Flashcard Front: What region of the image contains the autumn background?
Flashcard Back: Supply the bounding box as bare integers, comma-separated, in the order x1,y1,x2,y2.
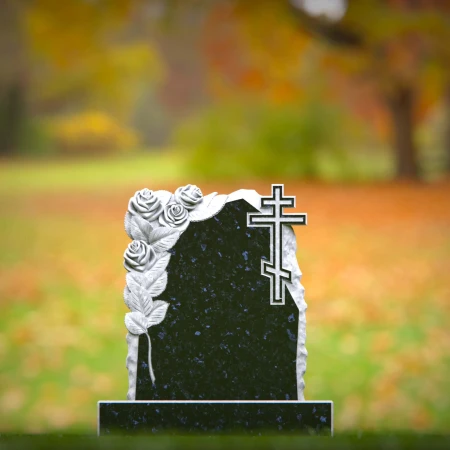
0,0,449,435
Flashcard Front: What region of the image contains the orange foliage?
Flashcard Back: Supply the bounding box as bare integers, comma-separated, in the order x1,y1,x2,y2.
238,68,266,91
202,2,309,104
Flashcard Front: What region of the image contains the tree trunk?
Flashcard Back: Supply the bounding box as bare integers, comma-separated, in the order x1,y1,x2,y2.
0,0,27,157
444,82,450,174
0,81,26,156
385,85,420,180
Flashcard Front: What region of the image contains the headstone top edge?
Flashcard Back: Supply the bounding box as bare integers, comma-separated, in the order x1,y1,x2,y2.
227,189,270,213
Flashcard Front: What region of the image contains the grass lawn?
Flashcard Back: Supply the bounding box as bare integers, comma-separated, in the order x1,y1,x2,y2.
0,152,186,194
0,153,449,434
0,434,449,450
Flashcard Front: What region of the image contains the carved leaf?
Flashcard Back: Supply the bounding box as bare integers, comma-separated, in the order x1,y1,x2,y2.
126,217,146,241
124,212,134,239
126,271,142,294
126,265,168,297
203,192,218,207
124,286,131,307
125,311,148,335
132,215,153,242
149,252,171,276
145,271,168,297
126,254,167,287
154,190,172,206
126,284,153,316
189,194,228,222
147,301,169,327
208,194,228,213
147,227,180,253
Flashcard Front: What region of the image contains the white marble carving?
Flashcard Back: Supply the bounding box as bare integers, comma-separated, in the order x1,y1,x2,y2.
124,186,228,397
124,187,307,402
247,185,307,306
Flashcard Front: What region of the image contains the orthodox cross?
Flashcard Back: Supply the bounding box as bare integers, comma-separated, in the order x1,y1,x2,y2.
247,184,307,305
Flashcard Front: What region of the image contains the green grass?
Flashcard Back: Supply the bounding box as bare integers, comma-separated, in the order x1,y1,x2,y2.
0,434,449,450
0,152,186,194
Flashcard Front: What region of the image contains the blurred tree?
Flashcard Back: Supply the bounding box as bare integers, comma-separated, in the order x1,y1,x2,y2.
26,0,163,120
144,5,210,145
289,0,450,179
0,0,164,156
187,0,450,180
429,9,450,174
202,2,311,105
445,86,450,174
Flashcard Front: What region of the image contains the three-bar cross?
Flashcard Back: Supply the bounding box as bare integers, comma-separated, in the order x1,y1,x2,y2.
247,184,307,305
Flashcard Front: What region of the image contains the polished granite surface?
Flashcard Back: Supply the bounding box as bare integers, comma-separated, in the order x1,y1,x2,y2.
136,200,299,401
98,401,332,436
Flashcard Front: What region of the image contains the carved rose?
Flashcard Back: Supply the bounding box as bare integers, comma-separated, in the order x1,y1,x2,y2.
174,184,203,210
124,240,157,272
128,188,163,221
159,203,190,230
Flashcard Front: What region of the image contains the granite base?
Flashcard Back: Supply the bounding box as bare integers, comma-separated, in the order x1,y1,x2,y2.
98,401,333,436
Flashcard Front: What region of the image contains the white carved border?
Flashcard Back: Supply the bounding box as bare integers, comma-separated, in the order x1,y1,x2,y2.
126,189,307,401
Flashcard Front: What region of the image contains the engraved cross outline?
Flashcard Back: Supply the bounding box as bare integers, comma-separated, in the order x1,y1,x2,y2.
247,184,307,305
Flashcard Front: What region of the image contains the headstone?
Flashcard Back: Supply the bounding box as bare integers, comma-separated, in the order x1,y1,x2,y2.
98,185,333,435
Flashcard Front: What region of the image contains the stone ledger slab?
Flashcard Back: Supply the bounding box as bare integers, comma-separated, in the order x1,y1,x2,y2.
98,401,333,436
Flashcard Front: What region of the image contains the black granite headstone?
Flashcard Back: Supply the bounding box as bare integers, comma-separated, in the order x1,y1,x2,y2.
136,200,298,400
98,186,332,436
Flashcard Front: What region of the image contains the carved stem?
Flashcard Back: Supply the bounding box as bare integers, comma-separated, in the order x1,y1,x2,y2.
145,332,156,384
